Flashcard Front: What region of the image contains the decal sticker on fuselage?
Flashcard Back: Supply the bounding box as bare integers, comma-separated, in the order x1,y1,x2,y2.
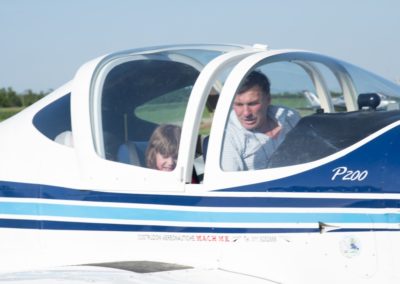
137,233,279,243
332,166,368,181
339,235,361,258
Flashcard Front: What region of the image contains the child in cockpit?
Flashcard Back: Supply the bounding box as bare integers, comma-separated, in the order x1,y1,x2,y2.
145,124,181,172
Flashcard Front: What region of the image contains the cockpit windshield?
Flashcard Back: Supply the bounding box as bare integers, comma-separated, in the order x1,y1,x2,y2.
343,61,400,110
96,46,242,169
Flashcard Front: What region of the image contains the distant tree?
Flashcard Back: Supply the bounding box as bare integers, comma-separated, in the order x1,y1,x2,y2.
20,89,46,106
0,87,48,108
0,87,22,107
0,88,5,106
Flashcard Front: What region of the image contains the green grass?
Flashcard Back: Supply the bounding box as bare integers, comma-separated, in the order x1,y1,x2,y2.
135,102,188,124
135,101,214,135
0,107,23,122
273,96,315,116
134,96,313,135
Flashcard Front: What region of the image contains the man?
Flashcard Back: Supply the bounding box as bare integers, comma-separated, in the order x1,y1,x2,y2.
221,70,300,171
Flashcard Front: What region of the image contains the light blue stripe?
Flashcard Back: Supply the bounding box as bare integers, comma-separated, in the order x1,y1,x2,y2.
0,202,398,223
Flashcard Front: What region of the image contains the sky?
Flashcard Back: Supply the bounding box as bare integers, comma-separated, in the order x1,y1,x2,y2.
1,0,399,93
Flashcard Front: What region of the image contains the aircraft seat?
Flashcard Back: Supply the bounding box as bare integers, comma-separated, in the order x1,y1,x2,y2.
117,141,148,166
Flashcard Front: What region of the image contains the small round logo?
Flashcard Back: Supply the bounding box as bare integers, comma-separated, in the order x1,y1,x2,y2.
340,236,361,258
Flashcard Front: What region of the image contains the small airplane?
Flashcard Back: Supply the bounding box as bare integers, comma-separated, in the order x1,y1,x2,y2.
1,43,400,283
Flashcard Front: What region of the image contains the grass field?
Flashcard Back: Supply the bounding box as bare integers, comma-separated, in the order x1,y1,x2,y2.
0,94,313,128
135,102,188,124
134,95,312,136
0,107,23,122
136,102,213,135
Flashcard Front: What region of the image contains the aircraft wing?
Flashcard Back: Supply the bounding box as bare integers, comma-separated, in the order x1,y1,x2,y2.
0,261,279,284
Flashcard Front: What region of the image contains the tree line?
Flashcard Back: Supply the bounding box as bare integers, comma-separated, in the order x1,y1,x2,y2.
0,87,47,108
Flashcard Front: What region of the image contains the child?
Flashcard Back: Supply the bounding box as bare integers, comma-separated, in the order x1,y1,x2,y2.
146,124,181,171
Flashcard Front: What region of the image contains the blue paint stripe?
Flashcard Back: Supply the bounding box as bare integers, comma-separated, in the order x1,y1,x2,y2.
1,219,398,233
1,202,398,223
0,219,343,233
0,219,40,229
0,180,395,208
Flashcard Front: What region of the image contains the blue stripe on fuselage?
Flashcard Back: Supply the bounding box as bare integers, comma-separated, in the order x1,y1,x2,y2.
0,201,398,223
0,218,321,233
1,219,398,233
0,180,394,208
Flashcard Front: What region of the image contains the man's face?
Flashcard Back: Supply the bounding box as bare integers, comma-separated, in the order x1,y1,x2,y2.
233,85,270,131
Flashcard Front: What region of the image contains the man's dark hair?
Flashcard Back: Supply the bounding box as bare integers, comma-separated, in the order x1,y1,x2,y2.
237,70,270,96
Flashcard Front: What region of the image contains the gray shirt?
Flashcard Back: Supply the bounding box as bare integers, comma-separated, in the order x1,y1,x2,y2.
221,105,300,171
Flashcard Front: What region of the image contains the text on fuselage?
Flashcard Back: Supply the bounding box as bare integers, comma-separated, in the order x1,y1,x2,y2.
331,166,368,181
